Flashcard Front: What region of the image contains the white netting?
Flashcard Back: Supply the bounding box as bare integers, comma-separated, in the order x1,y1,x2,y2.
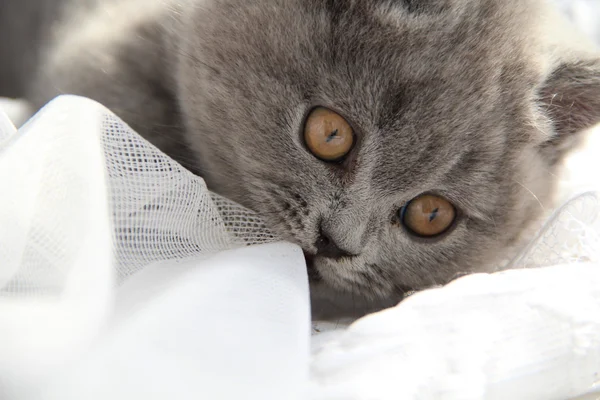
509,191,600,269
100,113,276,283
0,96,277,298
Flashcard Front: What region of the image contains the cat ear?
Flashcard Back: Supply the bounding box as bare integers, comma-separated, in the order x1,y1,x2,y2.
538,58,600,161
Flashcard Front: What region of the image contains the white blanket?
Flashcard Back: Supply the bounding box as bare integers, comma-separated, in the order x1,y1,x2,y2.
1,96,600,400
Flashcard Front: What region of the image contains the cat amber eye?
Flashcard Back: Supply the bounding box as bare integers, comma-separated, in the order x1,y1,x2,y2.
401,194,456,237
304,107,354,161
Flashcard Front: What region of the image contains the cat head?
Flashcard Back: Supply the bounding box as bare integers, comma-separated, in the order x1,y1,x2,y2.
176,0,600,316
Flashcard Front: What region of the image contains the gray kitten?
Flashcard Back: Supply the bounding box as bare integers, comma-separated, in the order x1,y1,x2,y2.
2,0,600,318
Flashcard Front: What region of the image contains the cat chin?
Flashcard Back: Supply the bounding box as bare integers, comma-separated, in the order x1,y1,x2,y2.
302,252,358,291
302,251,323,283
309,281,406,320
303,250,411,319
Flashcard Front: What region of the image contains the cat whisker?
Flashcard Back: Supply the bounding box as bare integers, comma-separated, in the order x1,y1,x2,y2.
513,179,546,212
490,215,498,230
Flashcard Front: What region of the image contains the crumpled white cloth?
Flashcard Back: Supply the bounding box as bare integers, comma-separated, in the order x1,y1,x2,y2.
0,95,309,400
310,261,600,400
1,96,600,400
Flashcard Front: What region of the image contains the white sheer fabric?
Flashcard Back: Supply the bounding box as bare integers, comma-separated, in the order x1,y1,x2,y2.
0,96,599,400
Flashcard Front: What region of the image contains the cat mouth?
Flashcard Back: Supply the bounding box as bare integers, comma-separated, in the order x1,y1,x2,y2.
303,251,323,282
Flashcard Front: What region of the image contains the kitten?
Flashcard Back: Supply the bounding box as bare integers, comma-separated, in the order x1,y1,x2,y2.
2,0,600,318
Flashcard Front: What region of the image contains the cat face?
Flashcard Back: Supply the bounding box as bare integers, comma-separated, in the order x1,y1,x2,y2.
177,0,600,315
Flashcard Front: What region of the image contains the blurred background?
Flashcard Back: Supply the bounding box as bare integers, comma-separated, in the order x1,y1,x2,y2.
554,0,600,44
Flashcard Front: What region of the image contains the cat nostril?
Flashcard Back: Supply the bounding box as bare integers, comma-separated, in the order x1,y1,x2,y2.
315,234,330,250
315,229,353,260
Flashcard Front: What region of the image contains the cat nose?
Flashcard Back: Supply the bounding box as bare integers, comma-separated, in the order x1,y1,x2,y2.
315,228,353,259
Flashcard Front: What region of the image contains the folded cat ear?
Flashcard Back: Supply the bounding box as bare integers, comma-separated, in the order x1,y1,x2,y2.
538,58,600,162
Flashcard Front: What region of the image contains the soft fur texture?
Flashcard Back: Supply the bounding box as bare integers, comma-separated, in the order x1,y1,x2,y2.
2,0,600,317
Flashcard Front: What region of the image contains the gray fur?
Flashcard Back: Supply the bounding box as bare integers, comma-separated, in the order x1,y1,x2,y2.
2,0,600,318
0,0,65,97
